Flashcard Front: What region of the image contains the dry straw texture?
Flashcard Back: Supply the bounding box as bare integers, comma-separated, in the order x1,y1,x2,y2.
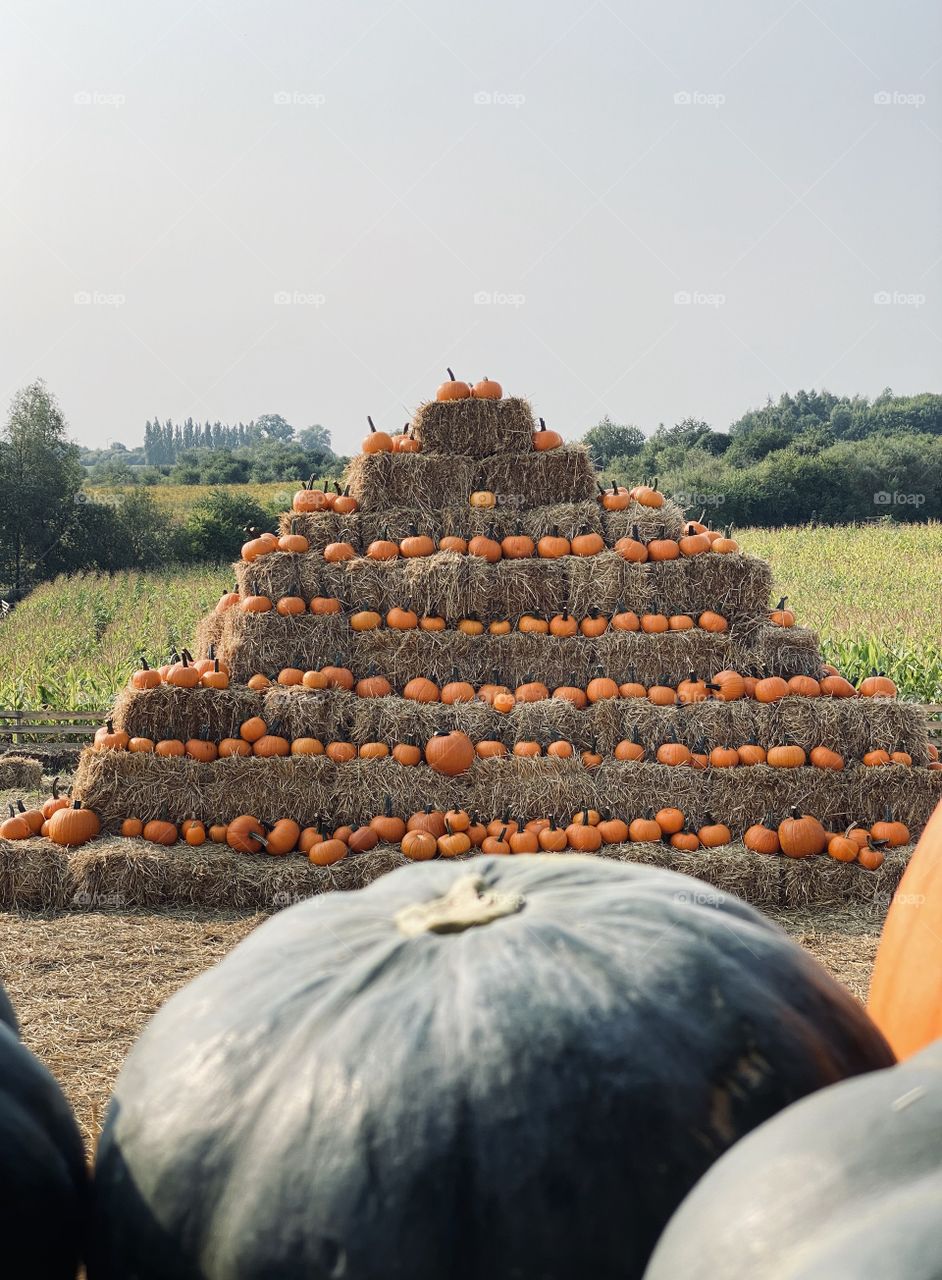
212,612,743,684
0,834,913,914
108,684,933,761
410,396,535,456
233,548,773,626
192,611,225,661
207,618,832,690
73,744,942,832
0,754,43,791
281,497,687,547
347,446,597,514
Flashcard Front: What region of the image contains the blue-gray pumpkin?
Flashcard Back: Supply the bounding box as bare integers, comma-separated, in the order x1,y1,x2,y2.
93,856,892,1279
644,1037,941,1279
0,985,88,1277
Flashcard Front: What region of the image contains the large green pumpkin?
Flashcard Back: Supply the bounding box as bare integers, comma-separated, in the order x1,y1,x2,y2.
0,985,88,1278
644,1038,942,1279
93,856,892,1279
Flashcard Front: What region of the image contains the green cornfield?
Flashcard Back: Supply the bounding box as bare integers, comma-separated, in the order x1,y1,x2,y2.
738,522,942,701
0,524,938,709
85,481,327,518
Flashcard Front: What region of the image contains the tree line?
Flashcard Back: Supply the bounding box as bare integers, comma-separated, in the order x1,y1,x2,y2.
1,380,939,598
583,390,942,526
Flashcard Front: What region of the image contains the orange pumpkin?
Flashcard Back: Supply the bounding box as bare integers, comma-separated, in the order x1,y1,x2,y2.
867,799,942,1057
362,415,393,453
436,369,471,401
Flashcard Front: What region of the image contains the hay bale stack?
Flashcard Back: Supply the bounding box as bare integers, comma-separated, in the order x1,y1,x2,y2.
234,549,773,628
73,745,942,834
347,446,597,513
86,382,939,911
212,610,742,685
0,754,44,791
108,685,900,757
410,396,536,456
93,687,939,764
30,832,908,913
66,836,409,912
111,685,264,742
281,497,686,547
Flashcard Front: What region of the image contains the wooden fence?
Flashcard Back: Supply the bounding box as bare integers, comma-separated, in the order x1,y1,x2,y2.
0,710,106,753
0,705,940,755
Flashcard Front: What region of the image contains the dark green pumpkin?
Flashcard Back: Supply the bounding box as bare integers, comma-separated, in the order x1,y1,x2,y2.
644,1038,941,1279
0,986,88,1278
93,856,892,1279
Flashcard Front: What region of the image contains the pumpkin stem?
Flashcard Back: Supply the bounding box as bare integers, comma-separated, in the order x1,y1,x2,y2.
395,874,524,937
367,415,377,432
446,368,456,381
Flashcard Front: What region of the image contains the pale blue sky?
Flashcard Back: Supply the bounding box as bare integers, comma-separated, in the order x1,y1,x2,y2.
2,0,939,451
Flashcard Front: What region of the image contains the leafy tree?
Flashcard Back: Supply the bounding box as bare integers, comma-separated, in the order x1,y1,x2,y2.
89,457,137,485
582,417,645,468
0,380,84,596
248,441,312,483
184,489,270,562
253,413,295,443
298,424,331,451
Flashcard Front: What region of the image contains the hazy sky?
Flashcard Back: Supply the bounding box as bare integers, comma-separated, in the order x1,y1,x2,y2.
2,0,939,453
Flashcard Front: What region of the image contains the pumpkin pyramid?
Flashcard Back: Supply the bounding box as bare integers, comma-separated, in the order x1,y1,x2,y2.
74,377,942,897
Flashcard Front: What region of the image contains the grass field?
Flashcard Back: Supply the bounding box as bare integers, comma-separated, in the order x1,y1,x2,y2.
87,480,327,517
0,523,939,709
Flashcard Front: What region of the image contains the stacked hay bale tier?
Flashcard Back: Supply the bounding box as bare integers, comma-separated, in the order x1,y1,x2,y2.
70,385,941,904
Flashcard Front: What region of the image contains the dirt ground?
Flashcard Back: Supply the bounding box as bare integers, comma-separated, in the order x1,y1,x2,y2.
0,900,886,1150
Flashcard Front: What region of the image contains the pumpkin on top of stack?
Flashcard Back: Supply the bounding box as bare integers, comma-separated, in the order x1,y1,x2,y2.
65,366,942,905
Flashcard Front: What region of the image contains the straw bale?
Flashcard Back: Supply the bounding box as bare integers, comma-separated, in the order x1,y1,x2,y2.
0,755,43,791
0,836,71,909
72,744,942,839
410,396,535,456
475,445,597,505
347,452,476,517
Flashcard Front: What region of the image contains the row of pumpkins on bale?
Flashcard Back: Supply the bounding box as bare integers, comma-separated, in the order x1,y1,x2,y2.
4,801,941,1278
130,650,904,707
85,707,932,774
253,513,734,560
0,778,908,872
